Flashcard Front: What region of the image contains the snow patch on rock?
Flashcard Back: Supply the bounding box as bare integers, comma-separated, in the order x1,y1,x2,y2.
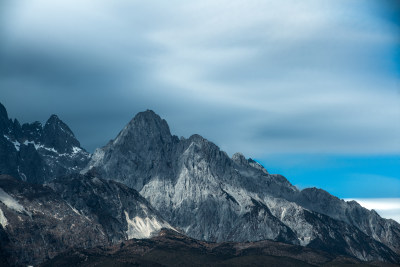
0,188,27,214
124,210,167,239
3,135,21,151
0,208,8,227
72,146,82,154
66,202,81,216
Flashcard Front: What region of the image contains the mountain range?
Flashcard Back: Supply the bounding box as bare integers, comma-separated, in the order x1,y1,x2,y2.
0,102,399,266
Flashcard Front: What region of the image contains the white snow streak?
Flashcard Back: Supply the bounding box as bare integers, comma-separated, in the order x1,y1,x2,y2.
72,146,82,154
0,208,8,227
124,210,165,239
0,188,26,213
3,135,85,158
66,202,81,216
3,135,20,151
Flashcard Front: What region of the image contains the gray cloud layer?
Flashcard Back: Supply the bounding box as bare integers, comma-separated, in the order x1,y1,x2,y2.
1,0,399,156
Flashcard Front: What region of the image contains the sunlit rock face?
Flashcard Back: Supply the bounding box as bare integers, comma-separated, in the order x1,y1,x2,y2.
0,103,90,184
84,110,400,263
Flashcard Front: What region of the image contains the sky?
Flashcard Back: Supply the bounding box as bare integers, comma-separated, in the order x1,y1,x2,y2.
0,0,399,219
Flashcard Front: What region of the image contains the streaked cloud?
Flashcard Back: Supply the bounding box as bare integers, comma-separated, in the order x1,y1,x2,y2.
0,0,399,158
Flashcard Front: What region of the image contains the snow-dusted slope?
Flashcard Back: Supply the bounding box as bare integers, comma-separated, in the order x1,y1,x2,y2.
84,110,400,263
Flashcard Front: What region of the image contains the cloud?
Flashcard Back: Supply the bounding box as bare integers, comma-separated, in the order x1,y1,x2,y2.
0,0,399,157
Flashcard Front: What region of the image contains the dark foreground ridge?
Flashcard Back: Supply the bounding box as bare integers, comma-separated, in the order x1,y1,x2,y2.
41,228,391,267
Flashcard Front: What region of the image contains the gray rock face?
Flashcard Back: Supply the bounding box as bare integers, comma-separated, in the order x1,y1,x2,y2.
0,173,172,266
293,187,400,255
84,110,179,190
0,102,90,183
84,110,400,263
42,114,81,154
85,112,298,244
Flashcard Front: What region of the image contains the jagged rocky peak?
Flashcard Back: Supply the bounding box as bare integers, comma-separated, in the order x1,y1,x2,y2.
182,134,232,170
0,103,90,184
42,114,81,153
113,109,173,147
232,152,269,174
232,152,247,165
10,119,22,138
4,111,84,155
188,133,229,151
188,133,205,142
248,158,269,174
0,102,7,118
0,102,9,131
21,121,43,143
186,134,217,151
300,187,338,200
84,110,181,190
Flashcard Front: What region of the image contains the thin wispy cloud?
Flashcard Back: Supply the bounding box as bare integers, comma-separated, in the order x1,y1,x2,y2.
1,0,398,156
